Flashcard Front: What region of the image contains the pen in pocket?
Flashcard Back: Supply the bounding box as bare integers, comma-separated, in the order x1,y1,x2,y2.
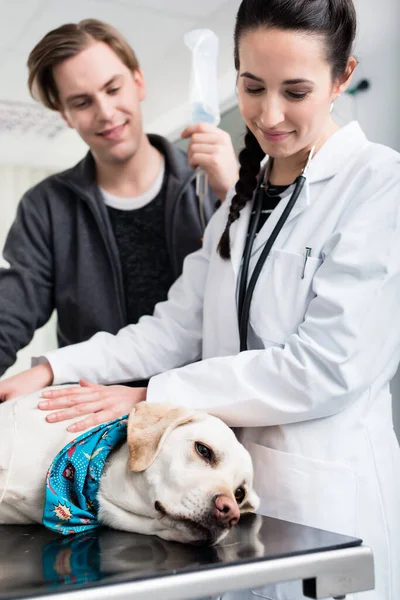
301,247,312,279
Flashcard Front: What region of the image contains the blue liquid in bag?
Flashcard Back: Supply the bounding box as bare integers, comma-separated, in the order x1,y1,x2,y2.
192,102,216,124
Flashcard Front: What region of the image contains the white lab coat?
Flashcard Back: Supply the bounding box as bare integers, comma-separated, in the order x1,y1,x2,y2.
44,122,400,599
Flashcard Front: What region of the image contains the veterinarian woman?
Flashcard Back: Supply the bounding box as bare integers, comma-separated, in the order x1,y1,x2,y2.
2,0,400,597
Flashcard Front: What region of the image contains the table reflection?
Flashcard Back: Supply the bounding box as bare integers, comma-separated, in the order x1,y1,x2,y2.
0,513,264,596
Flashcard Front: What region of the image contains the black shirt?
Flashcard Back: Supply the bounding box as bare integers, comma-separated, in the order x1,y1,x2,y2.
106,170,175,326
252,182,291,235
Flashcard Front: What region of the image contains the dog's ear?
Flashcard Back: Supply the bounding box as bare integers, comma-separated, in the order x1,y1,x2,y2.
127,402,201,472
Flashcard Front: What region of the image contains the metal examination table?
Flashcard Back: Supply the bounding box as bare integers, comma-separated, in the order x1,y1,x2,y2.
0,514,374,600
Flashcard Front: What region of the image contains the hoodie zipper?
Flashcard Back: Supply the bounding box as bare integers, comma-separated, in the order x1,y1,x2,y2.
168,172,198,278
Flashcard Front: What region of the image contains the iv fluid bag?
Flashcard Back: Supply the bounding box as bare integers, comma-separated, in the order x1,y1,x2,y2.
184,29,220,126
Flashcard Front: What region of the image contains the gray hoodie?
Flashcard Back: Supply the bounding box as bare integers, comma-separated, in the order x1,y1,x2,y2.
0,134,217,375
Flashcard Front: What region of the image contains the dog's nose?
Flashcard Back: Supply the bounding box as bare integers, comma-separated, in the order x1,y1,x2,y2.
214,494,240,528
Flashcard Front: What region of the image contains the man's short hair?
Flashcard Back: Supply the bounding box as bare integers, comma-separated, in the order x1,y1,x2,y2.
27,19,140,111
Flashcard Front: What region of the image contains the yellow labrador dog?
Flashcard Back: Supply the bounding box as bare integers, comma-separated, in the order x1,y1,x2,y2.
0,388,259,545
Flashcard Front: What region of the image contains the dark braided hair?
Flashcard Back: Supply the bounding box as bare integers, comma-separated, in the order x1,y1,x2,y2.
218,128,265,259
217,0,357,259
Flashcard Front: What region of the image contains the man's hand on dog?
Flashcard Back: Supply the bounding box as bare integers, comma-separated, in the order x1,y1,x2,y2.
39,380,146,433
0,363,53,402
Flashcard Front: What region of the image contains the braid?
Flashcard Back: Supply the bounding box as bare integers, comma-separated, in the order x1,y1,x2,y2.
218,128,265,259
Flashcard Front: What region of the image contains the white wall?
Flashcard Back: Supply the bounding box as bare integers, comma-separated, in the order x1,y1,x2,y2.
352,0,400,440
333,0,400,152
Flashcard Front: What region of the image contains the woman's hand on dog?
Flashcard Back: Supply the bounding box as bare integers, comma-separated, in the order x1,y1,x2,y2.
38,380,146,433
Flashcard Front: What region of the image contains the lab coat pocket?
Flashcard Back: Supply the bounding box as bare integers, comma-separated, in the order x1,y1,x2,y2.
246,442,358,537
249,249,322,345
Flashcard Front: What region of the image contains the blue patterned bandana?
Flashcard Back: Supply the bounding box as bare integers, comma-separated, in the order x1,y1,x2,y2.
43,416,128,535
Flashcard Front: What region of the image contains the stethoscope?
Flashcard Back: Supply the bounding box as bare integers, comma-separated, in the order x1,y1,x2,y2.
237,146,315,351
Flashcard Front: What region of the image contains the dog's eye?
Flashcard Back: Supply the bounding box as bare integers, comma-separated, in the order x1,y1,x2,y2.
235,487,246,504
195,442,213,462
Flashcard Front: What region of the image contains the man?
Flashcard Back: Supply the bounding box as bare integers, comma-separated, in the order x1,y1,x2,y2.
0,19,238,377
